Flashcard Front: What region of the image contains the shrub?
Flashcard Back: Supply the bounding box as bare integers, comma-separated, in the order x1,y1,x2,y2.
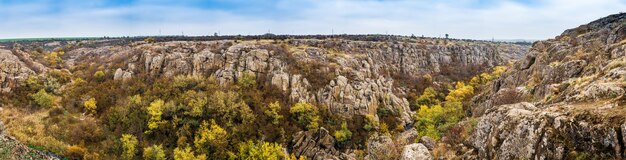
237,140,284,160
333,121,353,143
415,87,441,108
363,114,378,131
83,98,97,114
173,146,206,160
94,71,105,80
264,101,283,125
193,120,228,158
120,134,138,159
289,102,320,130
147,99,165,131
31,89,55,108
237,72,257,88
143,145,166,160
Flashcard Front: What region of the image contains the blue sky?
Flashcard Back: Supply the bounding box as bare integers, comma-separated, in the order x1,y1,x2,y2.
0,0,624,39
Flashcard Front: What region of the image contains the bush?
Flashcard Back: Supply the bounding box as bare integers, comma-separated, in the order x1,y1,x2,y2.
237,72,257,89
333,121,353,143
173,146,206,160
83,98,97,114
147,99,165,131
264,101,283,125
414,87,441,108
237,140,284,160
31,89,55,108
120,134,138,159
289,102,320,130
143,145,166,160
193,120,228,158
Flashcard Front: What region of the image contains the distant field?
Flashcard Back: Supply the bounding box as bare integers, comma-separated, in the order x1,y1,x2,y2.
0,37,100,42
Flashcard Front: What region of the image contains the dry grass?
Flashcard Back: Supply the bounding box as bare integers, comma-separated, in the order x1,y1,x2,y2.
0,107,69,155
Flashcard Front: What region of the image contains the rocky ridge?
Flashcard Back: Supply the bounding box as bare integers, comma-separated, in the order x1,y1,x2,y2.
469,13,626,159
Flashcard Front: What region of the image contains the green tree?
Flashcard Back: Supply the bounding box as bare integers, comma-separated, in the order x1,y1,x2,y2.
415,87,441,107
31,89,55,108
333,121,353,143
289,102,320,130
237,140,284,160
143,144,166,160
264,101,283,125
413,105,444,140
121,134,138,159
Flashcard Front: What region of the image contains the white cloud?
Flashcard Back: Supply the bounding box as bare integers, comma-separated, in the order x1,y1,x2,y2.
0,0,624,39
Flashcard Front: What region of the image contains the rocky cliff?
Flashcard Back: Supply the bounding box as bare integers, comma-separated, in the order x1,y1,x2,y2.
57,38,526,126
469,13,626,159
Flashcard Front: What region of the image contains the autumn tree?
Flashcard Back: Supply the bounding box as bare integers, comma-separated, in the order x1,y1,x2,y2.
264,101,283,125
207,91,255,127
147,99,165,131
143,144,166,160
31,89,55,108
193,120,228,158
121,134,138,159
289,102,320,130
237,140,284,160
415,87,441,108
173,146,207,160
83,98,97,114
94,71,105,80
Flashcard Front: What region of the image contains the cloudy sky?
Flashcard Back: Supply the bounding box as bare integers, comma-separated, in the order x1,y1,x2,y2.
0,0,624,40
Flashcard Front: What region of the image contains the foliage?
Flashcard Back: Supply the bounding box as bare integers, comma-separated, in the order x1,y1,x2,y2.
121,134,138,159
143,145,166,160
30,89,55,108
173,146,206,160
193,120,228,158
333,121,353,143
147,99,165,131
415,87,441,108
264,101,283,125
83,98,97,114
94,71,105,80
237,140,284,160
445,82,474,102
237,72,257,88
144,37,156,43
413,105,444,140
289,102,320,130
363,114,378,131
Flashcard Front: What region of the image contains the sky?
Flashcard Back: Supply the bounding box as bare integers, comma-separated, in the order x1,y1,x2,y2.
0,0,624,40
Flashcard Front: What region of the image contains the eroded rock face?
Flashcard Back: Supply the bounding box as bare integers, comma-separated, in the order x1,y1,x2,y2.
469,13,626,159
291,128,354,160
0,49,35,93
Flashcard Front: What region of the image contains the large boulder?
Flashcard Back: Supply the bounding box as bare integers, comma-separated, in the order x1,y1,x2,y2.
400,143,432,160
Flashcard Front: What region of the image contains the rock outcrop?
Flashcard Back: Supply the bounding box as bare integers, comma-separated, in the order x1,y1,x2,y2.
400,143,432,160
0,49,34,93
469,13,626,159
291,128,354,160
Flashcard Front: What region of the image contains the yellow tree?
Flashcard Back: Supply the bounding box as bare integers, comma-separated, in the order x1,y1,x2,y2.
147,99,165,130
289,102,320,130
264,101,283,125
83,98,97,114
143,144,166,160
237,140,284,160
193,120,228,158
121,134,138,159
173,146,207,160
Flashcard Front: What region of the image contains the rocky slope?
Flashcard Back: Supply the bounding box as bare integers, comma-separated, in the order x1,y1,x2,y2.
61,38,526,125
0,120,59,160
469,13,626,159
0,37,528,159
